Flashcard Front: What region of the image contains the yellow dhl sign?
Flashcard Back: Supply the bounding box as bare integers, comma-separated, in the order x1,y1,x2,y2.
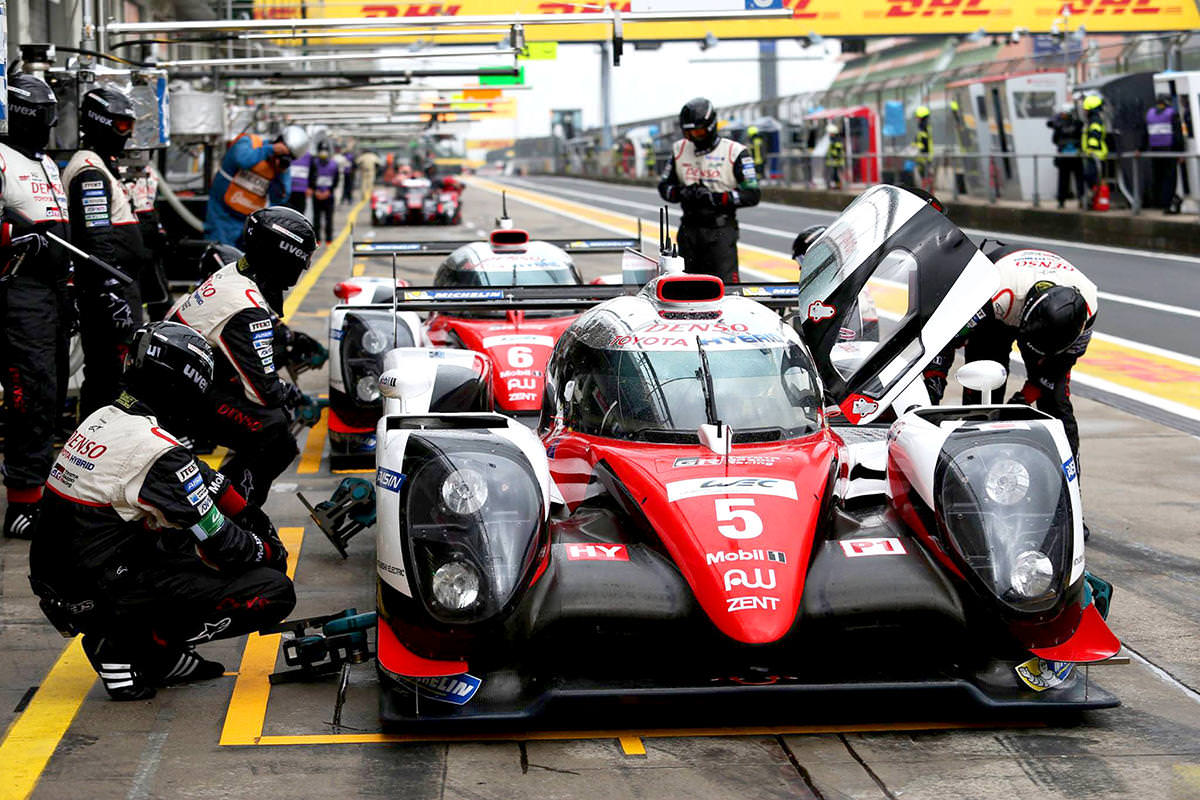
252,0,1200,40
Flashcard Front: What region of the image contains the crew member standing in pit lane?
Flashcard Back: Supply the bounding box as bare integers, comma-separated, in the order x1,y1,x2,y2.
923,244,1098,467
285,150,312,216
309,143,338,245
123,160,172,320
204,125,308,247
658,97,760,284
0,73,72,540
29,322,295,701
63,86,150,416
168,206,318,506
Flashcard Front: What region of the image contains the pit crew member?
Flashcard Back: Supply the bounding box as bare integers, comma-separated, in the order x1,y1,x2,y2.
168,206,318,505
923,244,1098,462
63,86,148,416
657,97,760,284
0,73,71,539
29,322,295,701
204,125,308,246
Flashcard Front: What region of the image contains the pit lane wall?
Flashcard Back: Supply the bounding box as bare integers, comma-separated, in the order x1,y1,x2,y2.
544,172,1200,257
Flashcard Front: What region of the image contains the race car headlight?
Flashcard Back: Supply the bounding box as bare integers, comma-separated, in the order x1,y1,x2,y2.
431,560,481,611
339,311,413,407
402,432,544,624
441,468,488,515
935,434,1073,614
356,374,381,402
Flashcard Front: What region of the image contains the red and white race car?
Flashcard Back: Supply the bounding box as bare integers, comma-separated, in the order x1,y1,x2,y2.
311,185,1121,723
325,220,639,468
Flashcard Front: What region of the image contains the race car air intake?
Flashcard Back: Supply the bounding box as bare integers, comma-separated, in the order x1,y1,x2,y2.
656,274,725,303
490,229,529,250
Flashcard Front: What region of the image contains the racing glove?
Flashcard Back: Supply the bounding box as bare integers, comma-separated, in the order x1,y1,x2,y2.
679,183,716,213
0,231,48,283
1008,383,1043,406
285,329,329,372
233,505,289,573
282,382,322,427
98,279,135,337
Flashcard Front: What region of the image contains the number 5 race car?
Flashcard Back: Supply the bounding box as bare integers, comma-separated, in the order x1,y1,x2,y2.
315,185,1120,723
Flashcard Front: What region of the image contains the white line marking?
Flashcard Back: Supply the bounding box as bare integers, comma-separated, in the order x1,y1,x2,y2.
1125,646,1200,706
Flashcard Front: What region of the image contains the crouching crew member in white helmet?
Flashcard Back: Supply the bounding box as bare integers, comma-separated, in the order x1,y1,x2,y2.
29,322,295,701
168,206,319,506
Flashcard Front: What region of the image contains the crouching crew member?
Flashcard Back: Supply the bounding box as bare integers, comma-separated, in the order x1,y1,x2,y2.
63,86,149,416
30,322,295,700
0,73,71,540
658,97,760,283
924,244,1098,463
168,206,318,506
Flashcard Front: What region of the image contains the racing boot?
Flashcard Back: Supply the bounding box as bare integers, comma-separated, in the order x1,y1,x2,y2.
4,501,40,540
147,646,225,687
81,634,156,701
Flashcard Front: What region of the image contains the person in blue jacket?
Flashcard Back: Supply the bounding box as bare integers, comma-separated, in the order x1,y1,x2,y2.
204,125,308,246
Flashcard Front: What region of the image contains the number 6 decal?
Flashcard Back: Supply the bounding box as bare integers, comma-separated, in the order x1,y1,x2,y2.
508,346,534,368
715,498,762,539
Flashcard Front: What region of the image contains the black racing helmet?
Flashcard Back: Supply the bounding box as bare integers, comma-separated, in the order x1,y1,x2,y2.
1018,284,1088,357
791,225,827,262
679,97,718,152
80,85,136,155
6,74,58,154
199,241,244,279
242,205,317,292
123,322,215,421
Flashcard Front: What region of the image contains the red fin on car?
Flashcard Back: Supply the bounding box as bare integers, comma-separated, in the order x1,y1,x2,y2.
1030,604,1120,663
377,617,468,678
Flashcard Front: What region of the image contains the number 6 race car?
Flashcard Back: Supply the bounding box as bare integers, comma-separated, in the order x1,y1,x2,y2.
314,185,1121,723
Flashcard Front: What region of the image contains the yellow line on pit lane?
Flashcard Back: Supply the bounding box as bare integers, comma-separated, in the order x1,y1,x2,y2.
469,176,1200,416
297,408,329,475
283,197,368,324
219,526,305,746
0,639,95,800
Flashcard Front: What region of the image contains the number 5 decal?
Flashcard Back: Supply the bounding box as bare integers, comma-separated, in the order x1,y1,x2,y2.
715,498,762,539
508,346,534,368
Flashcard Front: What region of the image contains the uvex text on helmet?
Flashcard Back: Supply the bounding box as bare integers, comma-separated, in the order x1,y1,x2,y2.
679,97,718,151
123,322,215,408
243,206,316,290
1019,284,1088,357
80,86,136,154
7,74,58,153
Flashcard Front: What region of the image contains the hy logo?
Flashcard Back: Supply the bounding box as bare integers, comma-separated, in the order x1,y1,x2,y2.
807,300,836,322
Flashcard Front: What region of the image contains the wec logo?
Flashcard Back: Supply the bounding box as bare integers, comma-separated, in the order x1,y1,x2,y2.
807,300,836,322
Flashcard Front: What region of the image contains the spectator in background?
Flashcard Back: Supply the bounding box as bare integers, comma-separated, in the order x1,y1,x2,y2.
285,150,312,215
913,105,934,192
1048,102,1084,209
825,123,845,190
1144,94,1184,214
356,150,380,200
308,144,338,245
1081,94,1108,202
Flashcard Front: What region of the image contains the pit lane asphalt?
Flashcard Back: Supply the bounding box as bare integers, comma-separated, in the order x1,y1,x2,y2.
1,190,1198,800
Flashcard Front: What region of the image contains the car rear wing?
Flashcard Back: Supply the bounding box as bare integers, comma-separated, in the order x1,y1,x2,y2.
351,237,641,259
342,282,801,313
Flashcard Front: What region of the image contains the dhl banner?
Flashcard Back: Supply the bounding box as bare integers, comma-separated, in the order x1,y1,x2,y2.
252,0,1200,41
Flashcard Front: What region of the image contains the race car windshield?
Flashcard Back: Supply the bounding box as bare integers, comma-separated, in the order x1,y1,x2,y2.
561,339,821,442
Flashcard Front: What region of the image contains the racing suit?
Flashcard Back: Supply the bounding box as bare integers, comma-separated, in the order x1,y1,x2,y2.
168,265,301,505
0,141,71,505
29,392,294,683
923,244,1098,459
64,150,148,416
658,137,760,283
204,134,291,246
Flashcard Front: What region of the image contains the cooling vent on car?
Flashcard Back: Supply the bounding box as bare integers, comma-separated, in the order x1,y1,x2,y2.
489,229,530,249
656,275,725,303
